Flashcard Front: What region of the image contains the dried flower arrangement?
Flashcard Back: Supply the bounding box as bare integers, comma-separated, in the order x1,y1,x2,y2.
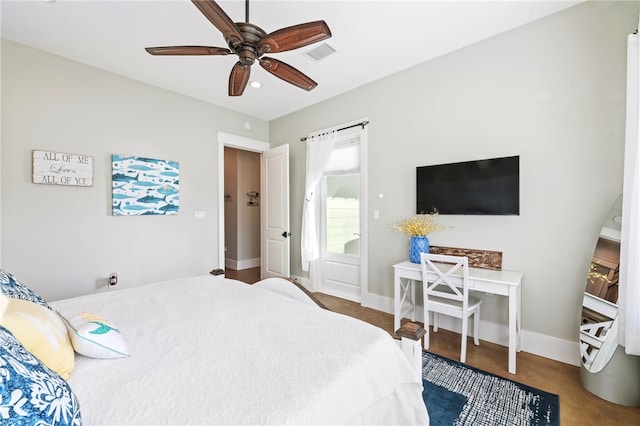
587,262,610,284
391,212,446,237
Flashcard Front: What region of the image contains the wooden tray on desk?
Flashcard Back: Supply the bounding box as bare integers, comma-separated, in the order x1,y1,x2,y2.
429,246,502,271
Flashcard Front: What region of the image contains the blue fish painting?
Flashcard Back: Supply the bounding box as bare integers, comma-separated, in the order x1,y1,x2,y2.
158,203,180,213
137,194,166,204
157,185,178,196
127,164,156,171
112,172,139,183
122,203,149,211
130,180,159,188
112,154,180,216
112,193,134,200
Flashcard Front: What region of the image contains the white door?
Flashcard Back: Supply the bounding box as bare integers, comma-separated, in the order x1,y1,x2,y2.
320,172,361,301
317,126,367,302
261,144,290,278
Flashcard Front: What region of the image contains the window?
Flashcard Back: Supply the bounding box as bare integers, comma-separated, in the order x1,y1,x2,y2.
326,174,359,255
323,136,360,256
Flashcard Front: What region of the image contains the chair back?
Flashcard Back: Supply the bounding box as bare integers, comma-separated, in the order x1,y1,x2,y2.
420,253,470,308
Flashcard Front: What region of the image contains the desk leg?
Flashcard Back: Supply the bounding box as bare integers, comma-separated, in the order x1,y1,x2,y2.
394,269,401,332
410,279,416,322
516,283,522,352
508,286,518,374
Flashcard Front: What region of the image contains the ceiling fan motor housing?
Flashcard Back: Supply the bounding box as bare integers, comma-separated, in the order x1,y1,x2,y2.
226,22,268,65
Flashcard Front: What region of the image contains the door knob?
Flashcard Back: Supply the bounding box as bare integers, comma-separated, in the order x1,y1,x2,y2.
282,231,291,238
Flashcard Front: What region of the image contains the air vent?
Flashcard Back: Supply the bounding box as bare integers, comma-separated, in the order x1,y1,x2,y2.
304,43,336,62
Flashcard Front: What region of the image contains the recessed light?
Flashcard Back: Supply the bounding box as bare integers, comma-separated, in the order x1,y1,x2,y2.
250,81,262,89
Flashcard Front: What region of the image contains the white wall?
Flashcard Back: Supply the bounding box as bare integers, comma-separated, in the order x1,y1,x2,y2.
1,40,268,300
270,1,639,350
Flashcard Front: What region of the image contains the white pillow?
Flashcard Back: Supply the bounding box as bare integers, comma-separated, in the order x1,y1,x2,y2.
59,311,129,359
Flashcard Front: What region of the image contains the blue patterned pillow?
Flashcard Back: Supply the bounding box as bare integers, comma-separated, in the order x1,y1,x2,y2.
0,270,51,310
0,325,82,425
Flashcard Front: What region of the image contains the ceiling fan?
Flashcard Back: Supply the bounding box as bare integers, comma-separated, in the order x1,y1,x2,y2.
145,0,332,96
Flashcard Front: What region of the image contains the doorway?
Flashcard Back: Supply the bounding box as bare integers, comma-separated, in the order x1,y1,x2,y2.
319,172,361,300
314,122,368,303
217,131,290,281
223,147,261,274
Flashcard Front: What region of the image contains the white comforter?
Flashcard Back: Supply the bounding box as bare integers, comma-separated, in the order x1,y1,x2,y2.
51,276,428,425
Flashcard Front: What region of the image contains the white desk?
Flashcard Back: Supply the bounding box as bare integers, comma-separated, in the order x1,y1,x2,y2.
393,260,523,374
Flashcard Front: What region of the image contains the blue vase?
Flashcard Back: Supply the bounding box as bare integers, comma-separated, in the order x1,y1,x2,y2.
409,236,430,263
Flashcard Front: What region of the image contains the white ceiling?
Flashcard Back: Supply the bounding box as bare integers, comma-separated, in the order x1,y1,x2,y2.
1,0,582,121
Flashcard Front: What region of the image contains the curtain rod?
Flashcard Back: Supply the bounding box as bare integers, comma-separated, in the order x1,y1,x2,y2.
300,120,369,142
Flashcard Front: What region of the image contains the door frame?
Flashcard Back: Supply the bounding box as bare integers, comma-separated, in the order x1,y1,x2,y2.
217,131,270,271
304,119,369,302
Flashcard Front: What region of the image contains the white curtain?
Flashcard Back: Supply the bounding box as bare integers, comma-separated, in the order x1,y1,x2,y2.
301,132,337,275
619,26,640,355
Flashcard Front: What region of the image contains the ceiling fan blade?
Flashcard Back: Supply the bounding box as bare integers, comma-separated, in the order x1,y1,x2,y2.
191,0,244,46
259,57,317,91
259,21,331,54
145,46,231,56
229,61,251,96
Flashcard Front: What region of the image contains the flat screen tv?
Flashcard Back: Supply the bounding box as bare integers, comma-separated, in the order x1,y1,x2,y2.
416,155,519,215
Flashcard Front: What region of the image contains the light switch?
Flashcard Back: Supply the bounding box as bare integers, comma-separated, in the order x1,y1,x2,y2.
194,211,206,220
373,209,380,219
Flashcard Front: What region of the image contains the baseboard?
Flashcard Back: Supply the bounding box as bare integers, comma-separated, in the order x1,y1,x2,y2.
289,282,580,367
361,291,580,367
522,329,580,366
225,258,260,270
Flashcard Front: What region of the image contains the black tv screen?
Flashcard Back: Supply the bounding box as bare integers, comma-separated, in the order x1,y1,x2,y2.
416,155,519,215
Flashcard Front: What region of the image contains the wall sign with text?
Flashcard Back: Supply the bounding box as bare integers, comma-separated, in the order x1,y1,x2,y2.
32,150,93,187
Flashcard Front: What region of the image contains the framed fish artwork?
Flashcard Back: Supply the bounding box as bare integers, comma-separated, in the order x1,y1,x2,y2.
111,155,179,216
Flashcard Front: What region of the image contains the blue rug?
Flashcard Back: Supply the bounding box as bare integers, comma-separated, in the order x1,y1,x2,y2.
422,351,560,426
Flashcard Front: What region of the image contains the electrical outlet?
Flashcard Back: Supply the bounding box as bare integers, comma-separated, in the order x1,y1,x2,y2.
108,273,118,287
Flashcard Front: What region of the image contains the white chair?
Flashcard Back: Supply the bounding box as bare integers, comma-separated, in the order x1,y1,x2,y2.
420,252,482,363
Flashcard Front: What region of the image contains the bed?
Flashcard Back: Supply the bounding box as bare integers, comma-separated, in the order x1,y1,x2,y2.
0,271,429,425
